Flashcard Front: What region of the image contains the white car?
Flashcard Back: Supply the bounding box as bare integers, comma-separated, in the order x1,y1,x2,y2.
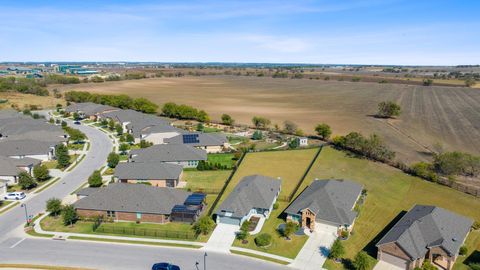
4,192,26,200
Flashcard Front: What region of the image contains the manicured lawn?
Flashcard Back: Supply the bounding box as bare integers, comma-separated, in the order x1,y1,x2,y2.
184,170,231,192
119,154,128,161
42,160,58,169
303,147,480,270
216,148,318,209
103,167,114,175
202,127,222,133
68,143,84,151
232,201,308,259
207,153,235,168
453,230,480,270
228,135,249,145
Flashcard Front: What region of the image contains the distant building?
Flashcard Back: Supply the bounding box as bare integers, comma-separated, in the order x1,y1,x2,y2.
298,137,308,146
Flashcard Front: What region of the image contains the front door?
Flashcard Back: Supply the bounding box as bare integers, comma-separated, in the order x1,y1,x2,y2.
306,217,312,229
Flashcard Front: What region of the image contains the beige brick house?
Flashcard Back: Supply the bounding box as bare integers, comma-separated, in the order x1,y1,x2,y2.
114,162,183,188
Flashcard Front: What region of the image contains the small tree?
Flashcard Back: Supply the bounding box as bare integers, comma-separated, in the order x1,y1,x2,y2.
237,220,251,240
115,124,123,135
62,204,78,226
72,112,81,121
46,198,62,216
139,140,152,148
68,128,86,143
252,130,263,140
88,170,103,187
108,119,115,131
252,116,271,129
459,245,468,256
56,144,70,169
283,221,298,239
100,118,108,127
283,120,298,134
107,152,120,168
193,216,215,235
221,114,235,126
423,79,433,86
196,122,204,132
465,78,476,87
353,251,370,270
254,233,272,247
377,101,401,118
288,138,299,149
18,172,37,190
315,123,332,140
125,133,135,144
329,239,345,259
119,143,130,154
33,164,50,182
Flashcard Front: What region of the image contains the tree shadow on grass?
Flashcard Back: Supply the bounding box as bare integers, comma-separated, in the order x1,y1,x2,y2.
465,250,480,266
362,210,407,258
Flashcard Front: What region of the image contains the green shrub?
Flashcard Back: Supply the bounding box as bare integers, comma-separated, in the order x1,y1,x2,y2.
459,245,468,256
254,233,272,247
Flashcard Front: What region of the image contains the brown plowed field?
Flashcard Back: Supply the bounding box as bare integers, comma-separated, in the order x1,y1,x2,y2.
54,76,480,164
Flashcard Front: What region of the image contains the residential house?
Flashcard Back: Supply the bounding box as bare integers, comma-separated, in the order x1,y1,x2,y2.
376,205,473,270
0,140,57,161
298,137,308,147
74,183,202,223
165,132,229,153
0,156,40,185
114,162,183,187
65,102,117,121
129,144,207,168
284,179,363,232
139,124,185,145
216,175,281,226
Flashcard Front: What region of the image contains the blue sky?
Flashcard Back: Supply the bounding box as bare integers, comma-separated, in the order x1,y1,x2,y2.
0,0,479,65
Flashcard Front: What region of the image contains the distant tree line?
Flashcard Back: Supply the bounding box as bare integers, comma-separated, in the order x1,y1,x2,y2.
332,132,396,162
64,91,158,114
0,77,49,96
161,102,210,122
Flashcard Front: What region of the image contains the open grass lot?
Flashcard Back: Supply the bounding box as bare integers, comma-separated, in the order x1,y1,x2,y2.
183,170,231,192
0,92,65,110
303,147,480,270
55,76,480,164
207,153,235,168
232,201,308,259
216,148,318,208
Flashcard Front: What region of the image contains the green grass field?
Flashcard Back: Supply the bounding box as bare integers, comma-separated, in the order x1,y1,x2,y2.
232,201,308,259
303,147,480,270
207,153,235,168
183,170,231,192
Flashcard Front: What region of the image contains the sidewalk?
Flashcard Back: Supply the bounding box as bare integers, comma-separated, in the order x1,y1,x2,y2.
230,246,294,264
31,213,203,248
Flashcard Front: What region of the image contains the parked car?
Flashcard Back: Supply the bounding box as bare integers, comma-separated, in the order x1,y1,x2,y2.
74,121,81,125
151,263,180,270
4,192,26,200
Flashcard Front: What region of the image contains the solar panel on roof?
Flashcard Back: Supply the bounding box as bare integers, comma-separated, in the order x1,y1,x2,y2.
182,134,199,144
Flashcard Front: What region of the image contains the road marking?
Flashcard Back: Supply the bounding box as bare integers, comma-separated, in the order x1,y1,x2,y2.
10,238,26,248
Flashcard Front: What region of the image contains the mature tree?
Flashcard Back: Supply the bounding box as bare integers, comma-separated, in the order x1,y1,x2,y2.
33,164,50,182
88,170,103,187
132,98,158,114
108,119,115,131
55,144,70,169
62,204,78,226
288,138,299,149
221,114,235,126
328,239,345,259
377,101,401,118
115,123,123,135
72,112,81,121
18,171,37,189
283,120,298,134
139,140,152,149
125,133,135,144
283,221,298,239
315,123,332,140
465,78,476,87
423,79,433,86
193,216,215,235
68,128,86,143
353,251,371,270
119,143,130,154
107,152,120,168
46,198,62,216
252,116,271,129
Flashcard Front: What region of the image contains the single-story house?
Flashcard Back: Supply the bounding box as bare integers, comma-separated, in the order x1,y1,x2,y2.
216,175,281,226
284,179,363,232
165,132,229,153
0,139,57,161
74,183,202,223
139,124,185,145
0,116,67,144
129,144,207,168
376,205,473,270
0,156,41,185
99,109,170,136
114,162,183,188
75,187,101,200
65,102,117,120
298,137,308,146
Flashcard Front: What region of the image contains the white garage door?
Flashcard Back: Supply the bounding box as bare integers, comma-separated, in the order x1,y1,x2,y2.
381,252,409,270
218,216,241,226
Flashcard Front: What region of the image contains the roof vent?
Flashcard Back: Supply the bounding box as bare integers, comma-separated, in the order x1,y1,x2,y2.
452,237,457,242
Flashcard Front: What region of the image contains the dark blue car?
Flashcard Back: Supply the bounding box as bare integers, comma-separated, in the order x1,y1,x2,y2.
151,263,180,270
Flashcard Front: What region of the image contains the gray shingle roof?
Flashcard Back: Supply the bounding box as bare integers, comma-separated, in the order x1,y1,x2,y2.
100,109,171,138
217,175,281,219
74,183,191,215
0,117,66,143
114,162,183,180
376,205,473,259
130,144,207,163
75,187,102,197
65,102,117,116
0,140,55,156
165,132,228,147
284,179,363,226
0,156,22,176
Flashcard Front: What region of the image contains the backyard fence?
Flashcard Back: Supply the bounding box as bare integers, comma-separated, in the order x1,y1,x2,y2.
189,188,222,194
94,225,198,240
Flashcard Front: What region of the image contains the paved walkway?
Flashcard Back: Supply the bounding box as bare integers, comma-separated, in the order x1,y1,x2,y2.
291,223,337,270
230,246,294,263
373,260,404,270
203,223,239,253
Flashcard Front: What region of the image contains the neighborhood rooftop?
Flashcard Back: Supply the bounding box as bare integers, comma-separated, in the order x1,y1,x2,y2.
65,102,117,116
74,183,191,215
165,132,228,146
284,179,363,226
217,175,282,219
376,204,473,259
0,139,57,156
130,144,207,163
114,162,183,180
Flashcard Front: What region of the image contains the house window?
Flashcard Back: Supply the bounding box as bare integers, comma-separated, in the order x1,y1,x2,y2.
107,211,116,218
136,213,142,219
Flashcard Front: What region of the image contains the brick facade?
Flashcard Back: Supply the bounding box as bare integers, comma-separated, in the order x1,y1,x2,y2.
76,208,167,223
378,243,456,270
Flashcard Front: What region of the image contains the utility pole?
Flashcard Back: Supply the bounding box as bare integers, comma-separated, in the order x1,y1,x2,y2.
204,252,207,270
21,203,28,224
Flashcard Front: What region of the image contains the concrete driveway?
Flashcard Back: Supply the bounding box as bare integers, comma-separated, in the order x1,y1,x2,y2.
204,223,239,253
373,260,405,270
291,223,338,270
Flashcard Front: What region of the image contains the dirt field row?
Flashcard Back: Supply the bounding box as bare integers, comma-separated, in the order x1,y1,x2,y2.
53,76,480,164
